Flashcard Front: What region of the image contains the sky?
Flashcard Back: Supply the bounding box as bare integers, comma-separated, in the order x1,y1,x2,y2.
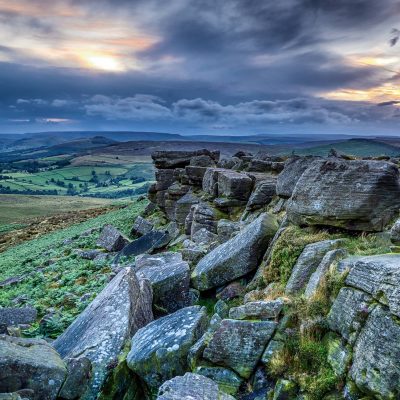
0,0,400,136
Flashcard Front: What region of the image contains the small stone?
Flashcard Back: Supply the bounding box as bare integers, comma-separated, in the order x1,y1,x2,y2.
229,299,284,320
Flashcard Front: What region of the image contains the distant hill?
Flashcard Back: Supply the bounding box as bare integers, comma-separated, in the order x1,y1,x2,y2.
295,138,400,157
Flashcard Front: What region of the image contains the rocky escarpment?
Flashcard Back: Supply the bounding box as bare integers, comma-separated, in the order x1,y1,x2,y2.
1,149,400,400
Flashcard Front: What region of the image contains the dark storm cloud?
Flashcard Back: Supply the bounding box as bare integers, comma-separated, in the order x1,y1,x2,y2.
1,0,399,133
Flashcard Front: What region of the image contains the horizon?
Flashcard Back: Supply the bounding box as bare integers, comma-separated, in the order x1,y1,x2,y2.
0,1,400,135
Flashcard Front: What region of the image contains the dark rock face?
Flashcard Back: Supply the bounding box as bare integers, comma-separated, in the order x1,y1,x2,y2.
127,306,208,394
345,254,400,318
202,168,225,197
156,373,235,400
350,306,400,399
217,170,254,201
0,306,37,326
175,193,199,226
152,150,219,169
286,159,400,231
135,252,192,313
390,218,400,244
131,216,153,238
203,319,276,378
246,178,277,211
96,225,128,252
285,239,344,295
276,156,320,198
58,357,91,400
0,335,67,400
185,166,208,186
119,230,171,258
191,213,278,291
190,203,219,236
54,268,153,400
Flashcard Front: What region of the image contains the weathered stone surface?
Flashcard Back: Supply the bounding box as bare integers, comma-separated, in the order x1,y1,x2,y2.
127,306,208,393
191,228,218,247
155,169,176,190
214,300,229,319
390,218,400,244
229,299,284,320
175,193,199,226
217,219,241,243
285,239,344,295
58,357,91,400
185,166,207,186
74,249,104,260
276,156,320,198
327,334,352,377
54,268,153,400
192,213,278,291
0,306,37,326
217,170,254,201
261,340,284,366
286,159,400,231
202,168,225,197
156,373,235,400
203,319,276,378
152,150,219,169
188,313,222,370
131,216,153,238
272,379,298,400
328,287,372,345
246,178,277,211
194,366,243,396
350,306,400,399
217,281,246,301
135,252,191,313
0,335,67,400
119,230,171,259
190,154,216,167
190,203,219,236
164,183,190,220
345,254,400,317
97,225,128,252
304,248,348,298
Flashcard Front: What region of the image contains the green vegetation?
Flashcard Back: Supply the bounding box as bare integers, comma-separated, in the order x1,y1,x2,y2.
0,200,146,338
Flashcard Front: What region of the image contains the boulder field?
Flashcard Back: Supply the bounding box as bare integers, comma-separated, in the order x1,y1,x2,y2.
1,149,400,399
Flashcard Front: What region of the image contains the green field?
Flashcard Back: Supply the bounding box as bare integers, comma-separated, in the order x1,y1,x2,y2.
0,194,114,225
0,200,146,338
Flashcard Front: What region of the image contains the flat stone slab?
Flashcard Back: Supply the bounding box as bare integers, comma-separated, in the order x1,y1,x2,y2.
203,319,276,379
229,299,284,320
127,306,208,393
0,306,37,326
135,252,191,313
350,306,400,399
345,254,400,317
54,268,153,400
0,335,67,400
191,213,278,291
157,373,235,400
96,224,128,252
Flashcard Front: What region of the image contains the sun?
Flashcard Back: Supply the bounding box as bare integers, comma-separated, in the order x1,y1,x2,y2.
85,55,124,72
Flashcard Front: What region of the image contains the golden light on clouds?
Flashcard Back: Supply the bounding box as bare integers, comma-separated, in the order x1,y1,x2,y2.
323,83,400,102
84,54,124,72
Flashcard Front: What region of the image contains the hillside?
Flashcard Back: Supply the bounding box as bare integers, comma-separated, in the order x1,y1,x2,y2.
1,149,400,399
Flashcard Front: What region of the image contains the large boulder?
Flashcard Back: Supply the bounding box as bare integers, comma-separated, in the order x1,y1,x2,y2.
190,203,219,236
285,239,344,295
276,156,320,198
191,213,278,291
286,159,400,231
97,225,128,252
156,373,235,400
127,306,208,394
246,178,277,211
229,299,284,320
344,254,400,317
175,193,199,226
54,268,153,400
350,306,400,399
203,319,276,378
131,216,153,238
135,253,191,313
0,306,37,327
152,150,219,169
0,335,67,400
217,170,254,201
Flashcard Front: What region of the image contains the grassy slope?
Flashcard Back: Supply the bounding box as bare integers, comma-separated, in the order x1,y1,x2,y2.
0,200,146,337
0,194,114,225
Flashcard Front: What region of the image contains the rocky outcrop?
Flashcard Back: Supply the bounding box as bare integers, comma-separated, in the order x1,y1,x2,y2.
54,268,153,399
96,225,128,252
203,319,276,378
0,335,67,400
156,373,235,400
191,213,278,291
152,150,219,169
135,252,191,313
276,156,320,198
286,159,400,231
175,193,199,226
285,239,344,295
127,306,208,394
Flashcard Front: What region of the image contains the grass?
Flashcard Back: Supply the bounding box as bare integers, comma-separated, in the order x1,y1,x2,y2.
0,194,114,225
0,200,146,338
